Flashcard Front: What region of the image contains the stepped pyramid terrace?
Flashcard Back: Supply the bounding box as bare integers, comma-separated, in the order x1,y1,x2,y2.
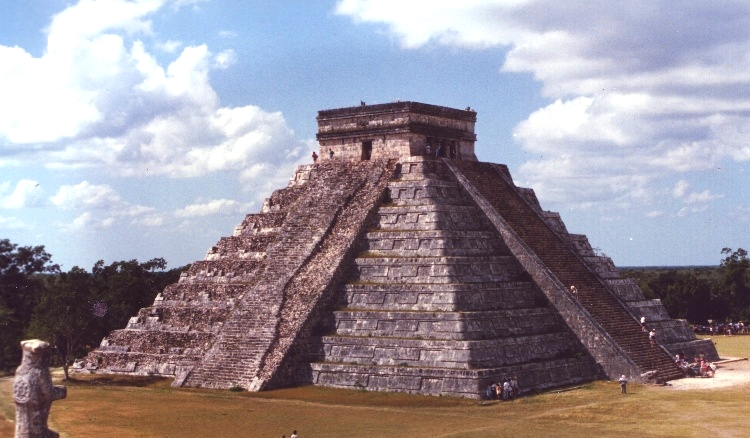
75,102,718,398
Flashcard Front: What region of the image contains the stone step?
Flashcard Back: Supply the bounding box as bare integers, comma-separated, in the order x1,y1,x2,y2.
373,204,491,231
131,306,230,333
80,351,201,377
387,180,467,206
605,278,645,301
320,332,584,369
332,307,565,340
184,260,264,283
364,229,508,257
234,212,287,236
342,282,544,312
205,235,276,260
397,158,456,181
161,283,252,303
105,329,212,354
310,356,598,399
354,255,526,284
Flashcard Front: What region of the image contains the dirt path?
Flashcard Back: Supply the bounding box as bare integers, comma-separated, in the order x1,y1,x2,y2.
661,357,750,390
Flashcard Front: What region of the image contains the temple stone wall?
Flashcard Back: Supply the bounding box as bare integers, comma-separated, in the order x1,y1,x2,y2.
316,102,478,162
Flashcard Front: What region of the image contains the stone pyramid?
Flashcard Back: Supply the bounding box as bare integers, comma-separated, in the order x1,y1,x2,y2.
77,102,717,398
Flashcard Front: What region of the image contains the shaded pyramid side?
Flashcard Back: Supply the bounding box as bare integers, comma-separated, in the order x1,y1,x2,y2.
449,159,717,382
514,176,717,362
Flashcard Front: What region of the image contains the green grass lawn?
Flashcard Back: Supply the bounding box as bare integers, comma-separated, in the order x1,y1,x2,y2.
2,336,749,437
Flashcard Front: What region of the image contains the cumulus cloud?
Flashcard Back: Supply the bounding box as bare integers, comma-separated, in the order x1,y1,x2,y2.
0,215,31,230
156,39,183,53
0,180,45,209
336,0,750,210
57,212,116,233
213,49,236,69
51,181,123,210
175,198,251,218
50,181,162,231
0,0,307,180
673,180,690,199
672,179,723,204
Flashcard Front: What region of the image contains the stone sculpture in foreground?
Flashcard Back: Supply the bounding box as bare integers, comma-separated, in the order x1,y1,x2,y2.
76,102,718,398
14,340,66,438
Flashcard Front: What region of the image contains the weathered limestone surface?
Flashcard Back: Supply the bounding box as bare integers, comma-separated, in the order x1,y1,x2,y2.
308,157,598,397
182,159,398,389
79,102,716,399
76,162,349,380
14,340,66,438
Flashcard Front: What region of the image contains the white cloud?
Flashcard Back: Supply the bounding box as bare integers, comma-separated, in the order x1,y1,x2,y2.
0,0,307,180
175,198,249,218
131,215,165,227
673,180,690,199
51,181,123,210
0,180,45,209
156,40,183,53
672,179,723,204
213,49,236,69
0,214,31,230
336,0,750,211
683,190,723,204
50,180,163,232
58,212,116,233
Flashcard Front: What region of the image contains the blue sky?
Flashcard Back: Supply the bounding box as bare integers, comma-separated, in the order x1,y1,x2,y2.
1,0,748,270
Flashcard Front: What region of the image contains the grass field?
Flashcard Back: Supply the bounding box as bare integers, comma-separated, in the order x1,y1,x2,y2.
2,336,749,437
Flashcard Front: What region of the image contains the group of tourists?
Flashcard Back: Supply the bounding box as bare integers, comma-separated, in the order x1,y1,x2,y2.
485,377,519,401
693,321,746,335
675,353,716,378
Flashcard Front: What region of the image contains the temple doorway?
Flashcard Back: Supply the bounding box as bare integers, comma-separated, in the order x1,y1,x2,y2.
361,140,373,160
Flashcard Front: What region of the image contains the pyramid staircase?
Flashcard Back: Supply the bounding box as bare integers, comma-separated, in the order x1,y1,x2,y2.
449,160,687,381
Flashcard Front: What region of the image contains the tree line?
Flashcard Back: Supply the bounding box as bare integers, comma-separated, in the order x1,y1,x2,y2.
0,238,187,377
621,248,750,325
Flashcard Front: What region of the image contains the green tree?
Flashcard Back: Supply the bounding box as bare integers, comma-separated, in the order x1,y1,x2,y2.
25,258,187,377
27,267,104,379
719,247,750,321
0,239,59,371
91,258,181,335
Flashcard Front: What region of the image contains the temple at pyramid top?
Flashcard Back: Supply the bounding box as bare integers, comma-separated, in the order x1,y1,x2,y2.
316,101,478,161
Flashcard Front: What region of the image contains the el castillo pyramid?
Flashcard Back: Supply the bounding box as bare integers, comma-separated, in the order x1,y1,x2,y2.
76,102,717,398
